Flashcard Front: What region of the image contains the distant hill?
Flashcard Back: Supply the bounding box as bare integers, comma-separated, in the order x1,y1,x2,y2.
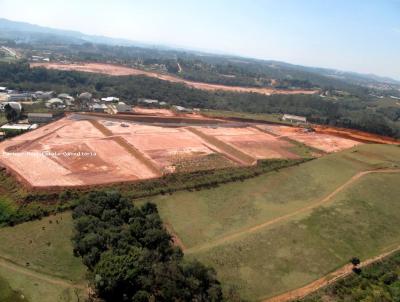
0,18,399,89
0,18,156,48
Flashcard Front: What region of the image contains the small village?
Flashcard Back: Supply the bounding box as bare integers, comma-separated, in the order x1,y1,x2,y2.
0,86,201,139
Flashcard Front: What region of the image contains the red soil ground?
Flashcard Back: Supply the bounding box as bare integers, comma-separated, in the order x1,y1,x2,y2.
0,113,373,188
132,107,176,117
30,62,319,96
256,124,362,153
314,125,400,145
198,126,299,159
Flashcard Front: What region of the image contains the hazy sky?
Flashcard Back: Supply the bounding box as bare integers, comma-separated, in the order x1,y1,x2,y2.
1,0,400,79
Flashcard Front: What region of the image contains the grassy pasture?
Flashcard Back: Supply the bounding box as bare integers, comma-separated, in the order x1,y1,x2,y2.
0,267,84,302
149,144,400,249
0,212,86,302
0,144,399,301
142,144,400,300
189,172,400,301
0,212,86,282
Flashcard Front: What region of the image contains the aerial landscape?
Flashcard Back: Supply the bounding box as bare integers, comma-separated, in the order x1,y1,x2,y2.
0,1,400,301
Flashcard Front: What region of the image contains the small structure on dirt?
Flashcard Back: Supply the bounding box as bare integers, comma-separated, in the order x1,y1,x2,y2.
138,99,159,107
27,113,53,124
7,93,32,102
101,96,119,103
91,103,108,113
282,114,307,124
1,123,38,131
116,102,132,113
173,105,193,113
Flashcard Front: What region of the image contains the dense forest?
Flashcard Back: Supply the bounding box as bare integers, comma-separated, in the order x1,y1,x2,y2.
72,191,225,302
0,61,399,138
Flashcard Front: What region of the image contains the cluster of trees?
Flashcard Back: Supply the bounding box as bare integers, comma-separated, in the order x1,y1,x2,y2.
72,191,224,301
1,61,399,138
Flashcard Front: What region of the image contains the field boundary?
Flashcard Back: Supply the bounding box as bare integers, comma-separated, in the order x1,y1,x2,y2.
0,255,86,290
186,169,400,253
263,244,400,302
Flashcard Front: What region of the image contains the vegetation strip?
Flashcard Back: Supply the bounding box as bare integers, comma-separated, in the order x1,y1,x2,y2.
265,245,400,302
186,169,400,254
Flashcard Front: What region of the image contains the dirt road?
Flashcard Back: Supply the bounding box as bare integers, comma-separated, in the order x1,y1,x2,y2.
263,244,400,302
0,256,86,289
186,169,400,253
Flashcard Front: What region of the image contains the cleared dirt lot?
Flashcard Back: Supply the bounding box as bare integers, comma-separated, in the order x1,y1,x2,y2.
0,114,363,188
30,62,319,96
256,124,362,153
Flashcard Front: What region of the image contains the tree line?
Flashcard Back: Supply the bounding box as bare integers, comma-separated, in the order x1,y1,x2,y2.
72,191,226,301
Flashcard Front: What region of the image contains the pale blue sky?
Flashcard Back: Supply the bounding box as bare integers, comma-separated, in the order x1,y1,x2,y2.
1,0,400,79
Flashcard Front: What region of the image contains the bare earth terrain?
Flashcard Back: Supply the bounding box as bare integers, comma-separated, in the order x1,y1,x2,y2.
0,113,363,188
30,62,319,96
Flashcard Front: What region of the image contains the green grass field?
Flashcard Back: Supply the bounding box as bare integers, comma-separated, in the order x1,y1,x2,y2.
0,276,25,302
0,212,87,302
141,144,400,300
148,144,400,249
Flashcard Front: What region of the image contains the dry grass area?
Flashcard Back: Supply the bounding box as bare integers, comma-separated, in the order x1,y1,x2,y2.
30,62,319,96
0,113,364,188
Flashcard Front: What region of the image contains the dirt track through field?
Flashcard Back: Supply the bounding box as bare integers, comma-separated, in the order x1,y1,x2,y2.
186,169,400,254
263,244,400,302
0,256,86,289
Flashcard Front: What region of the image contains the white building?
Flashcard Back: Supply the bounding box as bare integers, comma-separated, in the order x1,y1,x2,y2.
1,123,38,131
138,98,159,105
173,105,192,113
27,113,53,123
101,96,120,103
282,114,307,124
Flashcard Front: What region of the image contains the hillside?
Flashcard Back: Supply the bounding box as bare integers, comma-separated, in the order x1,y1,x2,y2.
1,18,399,94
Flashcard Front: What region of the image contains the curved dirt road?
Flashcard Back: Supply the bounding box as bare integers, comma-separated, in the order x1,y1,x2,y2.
186,169,400,253
0,256,86,290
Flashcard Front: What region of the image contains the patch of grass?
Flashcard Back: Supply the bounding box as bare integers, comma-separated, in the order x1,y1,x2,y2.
0,268,84,302
140,144,400,300
0,275,25,302
188,170,400,301
149,144,400,249
0,212,86,282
